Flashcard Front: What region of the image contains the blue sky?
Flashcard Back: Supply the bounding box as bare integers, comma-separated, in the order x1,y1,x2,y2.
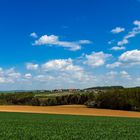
0,0,140,90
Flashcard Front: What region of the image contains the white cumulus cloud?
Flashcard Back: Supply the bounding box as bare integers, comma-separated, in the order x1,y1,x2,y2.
42,58,82,72
111,46,126,51
26,63,39,70
107,49,140,68
106,62,122,69
111,27,125,34
110,20,140,51
30,32,38,38
24,73,32,79
33,34,91,51
84,52,112,67
119,49,140,65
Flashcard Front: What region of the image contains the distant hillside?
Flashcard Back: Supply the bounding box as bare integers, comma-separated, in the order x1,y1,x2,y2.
85,86,124,90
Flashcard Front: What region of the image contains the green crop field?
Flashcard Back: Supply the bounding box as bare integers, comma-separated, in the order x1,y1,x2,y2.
0,112,140,140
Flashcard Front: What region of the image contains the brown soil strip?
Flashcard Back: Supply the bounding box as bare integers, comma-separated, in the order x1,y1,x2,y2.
0,105,140,118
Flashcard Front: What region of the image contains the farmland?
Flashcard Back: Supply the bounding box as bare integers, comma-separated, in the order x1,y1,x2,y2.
1,87,140,112
0,112,140,140
1,105,140,118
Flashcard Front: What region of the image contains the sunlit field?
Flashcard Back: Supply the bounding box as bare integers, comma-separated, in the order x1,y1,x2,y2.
0,112,140,140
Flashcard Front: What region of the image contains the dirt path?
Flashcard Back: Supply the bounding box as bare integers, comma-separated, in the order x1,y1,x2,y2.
0,105,140,118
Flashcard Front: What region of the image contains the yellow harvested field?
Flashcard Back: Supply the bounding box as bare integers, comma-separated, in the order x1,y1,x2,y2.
0,105,140,118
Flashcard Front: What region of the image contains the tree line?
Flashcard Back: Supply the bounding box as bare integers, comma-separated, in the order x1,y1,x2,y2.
0,88,140,111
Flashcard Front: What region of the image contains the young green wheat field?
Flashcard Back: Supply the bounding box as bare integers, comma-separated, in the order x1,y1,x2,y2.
0,112,140,140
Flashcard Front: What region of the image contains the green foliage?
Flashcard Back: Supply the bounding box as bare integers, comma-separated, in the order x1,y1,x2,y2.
0,112,140,140
0,92,34,105
85,86,124,90
1,88,140,112
86,88,140,111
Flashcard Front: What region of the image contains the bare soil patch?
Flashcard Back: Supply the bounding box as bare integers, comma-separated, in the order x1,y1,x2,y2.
0,105,140,118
